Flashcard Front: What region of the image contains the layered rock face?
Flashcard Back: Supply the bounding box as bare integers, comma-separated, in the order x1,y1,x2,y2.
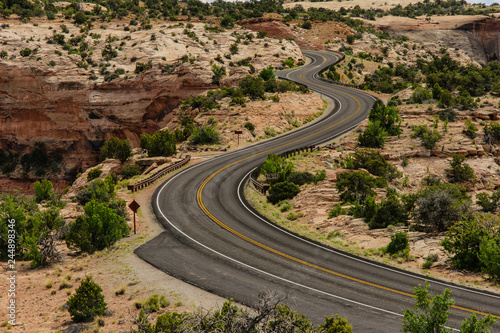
0,20,302,178
457,17,500,62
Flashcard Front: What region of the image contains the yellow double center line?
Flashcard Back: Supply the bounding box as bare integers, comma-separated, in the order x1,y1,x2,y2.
195,52,498,319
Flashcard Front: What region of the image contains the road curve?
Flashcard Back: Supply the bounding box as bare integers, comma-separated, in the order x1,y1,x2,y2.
136,50,500,332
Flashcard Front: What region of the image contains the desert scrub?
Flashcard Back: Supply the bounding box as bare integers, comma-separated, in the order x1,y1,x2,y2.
43,278,54,289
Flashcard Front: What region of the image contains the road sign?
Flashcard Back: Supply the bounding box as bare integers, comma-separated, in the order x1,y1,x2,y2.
265,173,278,180
129,200,140,234
235,130,243,145
129,199,140,212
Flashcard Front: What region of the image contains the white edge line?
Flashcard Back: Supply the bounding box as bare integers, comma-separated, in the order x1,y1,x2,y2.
237,169,500,301
155,169,405,319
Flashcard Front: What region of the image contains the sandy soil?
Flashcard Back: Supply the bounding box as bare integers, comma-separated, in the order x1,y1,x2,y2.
0,162,233,332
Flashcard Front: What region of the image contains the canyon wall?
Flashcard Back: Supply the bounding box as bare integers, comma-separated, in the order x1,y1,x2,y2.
0,20,302,187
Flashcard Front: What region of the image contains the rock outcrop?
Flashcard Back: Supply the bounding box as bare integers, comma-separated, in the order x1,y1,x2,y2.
0,20,302,178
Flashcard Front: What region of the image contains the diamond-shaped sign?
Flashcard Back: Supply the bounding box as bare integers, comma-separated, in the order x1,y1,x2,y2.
128,199,140,213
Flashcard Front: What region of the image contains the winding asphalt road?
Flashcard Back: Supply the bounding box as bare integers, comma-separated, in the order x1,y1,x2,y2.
136,50,500,331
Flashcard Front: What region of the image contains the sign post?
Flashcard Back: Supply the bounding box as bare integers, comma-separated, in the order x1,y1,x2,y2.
128,199,140,235
234,130,243,145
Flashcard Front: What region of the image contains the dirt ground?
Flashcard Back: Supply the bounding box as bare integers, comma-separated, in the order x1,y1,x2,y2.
0,160,233,332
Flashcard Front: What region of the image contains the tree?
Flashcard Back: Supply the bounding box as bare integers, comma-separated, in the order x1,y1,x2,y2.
336,171,377,205
211,64,226,86
358,121,387,148
73,11,87,24
140,130,177,157
411,87,432,104
67,276,107,322
402,282,496,333
402,282,453,333
259,66,275,82
368,100,401,136
479,237,500,281
260,154,294,183
100,137,132,163
413,184,470,232
368,195,407,229
345,149,400,181
66,200,129,253
445,153,475,184
346,34,354,44
0,194,63,267
442,214,497,272
34,179,54,202
267,181,300,204
239,75,265,100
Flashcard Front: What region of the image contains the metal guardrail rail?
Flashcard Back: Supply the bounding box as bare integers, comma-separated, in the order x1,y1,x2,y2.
249,145,316,194
127,155,191,192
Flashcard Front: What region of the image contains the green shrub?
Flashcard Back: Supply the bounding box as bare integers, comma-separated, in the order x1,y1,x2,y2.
267,181,300,204
34,179,54,202
238,75,265,100
134,61,152,74
476,190,500,212
479,237,500,281
100,137,132,163
189,122,220,145
142,294,160,313
287,171,315,186
368,100,401,136
386,231,409,255
442,214,495,272
483,122,500,144
413,183,471,232
368,195,407,229
260,154,294,184
463,118,477,139
445,153,475,184
229,43,238,55
140,130,177,157
412,125,442,149
20,47,32,57
318,314,352,333
121,165,141,179
155,312,185,332
336,171,377,205
87,168,102,181
328,204,347,218
244,122,255,132
344,149,400,181
66,200,129,253
314,170,326,184
211,64,226,85
67,276,106,322
282,57,294,68
358,121,387,148
259,65,275,81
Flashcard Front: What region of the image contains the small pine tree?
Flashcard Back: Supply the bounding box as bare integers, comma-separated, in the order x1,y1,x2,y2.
67,276,107,322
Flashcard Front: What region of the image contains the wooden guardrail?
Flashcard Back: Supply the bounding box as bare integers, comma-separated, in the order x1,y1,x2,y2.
127,155,191,192
249,145,316,195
